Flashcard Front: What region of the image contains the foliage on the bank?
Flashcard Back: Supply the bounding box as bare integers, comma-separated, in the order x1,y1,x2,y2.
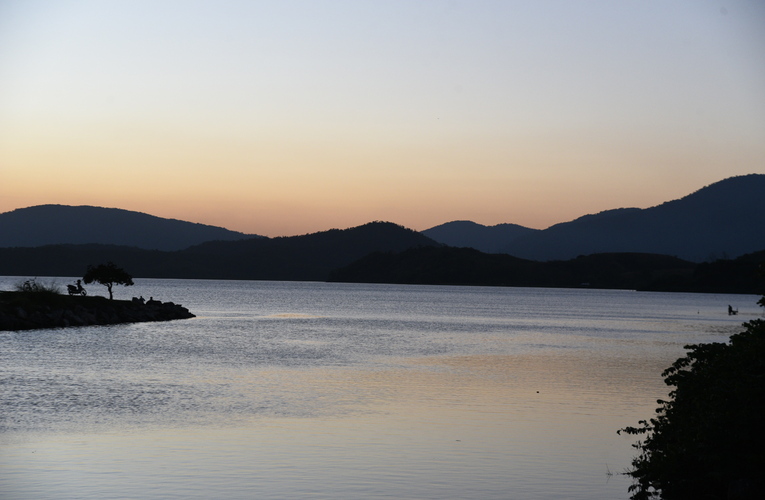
13,278,61,295
619,312,765,499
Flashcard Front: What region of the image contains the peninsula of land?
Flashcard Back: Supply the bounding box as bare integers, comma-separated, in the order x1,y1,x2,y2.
0,292,195,331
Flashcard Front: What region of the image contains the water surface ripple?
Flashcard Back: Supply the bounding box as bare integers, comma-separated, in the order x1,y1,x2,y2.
1,278,757,499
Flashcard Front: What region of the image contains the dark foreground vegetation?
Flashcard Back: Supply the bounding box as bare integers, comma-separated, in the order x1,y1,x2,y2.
0,277,194,331
619,295,765,500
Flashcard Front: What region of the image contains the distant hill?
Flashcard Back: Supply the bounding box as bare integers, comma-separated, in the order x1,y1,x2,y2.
423,174,765,262
501,174,765,262
329,246,764,294
1,220,760,293
0,205,256,251
329,246,695,290
178,221,439,280
0,221,439,281
422,221,538,253
425,175,764,262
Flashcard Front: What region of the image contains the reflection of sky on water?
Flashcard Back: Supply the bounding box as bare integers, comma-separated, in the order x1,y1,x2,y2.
4,352,658,499
1,279,760,499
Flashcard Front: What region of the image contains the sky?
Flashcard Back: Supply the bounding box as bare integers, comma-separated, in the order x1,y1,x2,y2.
1,0,764,237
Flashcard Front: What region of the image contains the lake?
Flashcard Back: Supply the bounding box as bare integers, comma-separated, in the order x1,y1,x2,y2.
1,277,760,499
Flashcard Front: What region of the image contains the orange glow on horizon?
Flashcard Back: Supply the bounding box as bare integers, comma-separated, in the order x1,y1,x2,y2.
1,1,763,237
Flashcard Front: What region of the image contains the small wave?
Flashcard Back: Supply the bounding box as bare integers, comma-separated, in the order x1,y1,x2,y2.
265,313,323,319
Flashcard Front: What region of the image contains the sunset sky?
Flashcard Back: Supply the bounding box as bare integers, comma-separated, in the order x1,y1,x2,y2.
1,0,763,237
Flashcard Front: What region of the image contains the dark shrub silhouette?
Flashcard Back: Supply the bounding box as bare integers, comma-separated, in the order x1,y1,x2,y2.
619,295,765,499
83,262,134,300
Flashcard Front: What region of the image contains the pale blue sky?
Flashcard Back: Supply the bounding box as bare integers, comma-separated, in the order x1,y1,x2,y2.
1,0,763,235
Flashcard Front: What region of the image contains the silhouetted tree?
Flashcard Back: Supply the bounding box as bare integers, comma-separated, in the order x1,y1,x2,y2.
619,296,765,499
83,262,134,300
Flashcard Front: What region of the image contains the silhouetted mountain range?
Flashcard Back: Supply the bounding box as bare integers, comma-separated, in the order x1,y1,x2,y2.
0,205,256,251
0,175,763,292
0,219,761,293
423,174,765,262
328,247,765,294
0,222,437,282
422,221,538,253
3,174,762,262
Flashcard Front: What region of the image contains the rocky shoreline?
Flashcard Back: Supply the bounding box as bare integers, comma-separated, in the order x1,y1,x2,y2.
0,291,195,331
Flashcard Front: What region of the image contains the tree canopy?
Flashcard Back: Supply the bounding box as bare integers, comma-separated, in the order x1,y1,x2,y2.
619,298,765,499
83,262,134,300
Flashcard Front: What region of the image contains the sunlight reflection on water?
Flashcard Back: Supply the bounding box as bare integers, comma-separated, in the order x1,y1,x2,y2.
1,278,758,499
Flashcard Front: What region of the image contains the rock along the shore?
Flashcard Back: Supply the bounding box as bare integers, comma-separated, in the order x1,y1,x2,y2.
0,292,195,331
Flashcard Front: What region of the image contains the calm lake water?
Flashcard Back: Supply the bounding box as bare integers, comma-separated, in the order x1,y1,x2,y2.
1,277,760,499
